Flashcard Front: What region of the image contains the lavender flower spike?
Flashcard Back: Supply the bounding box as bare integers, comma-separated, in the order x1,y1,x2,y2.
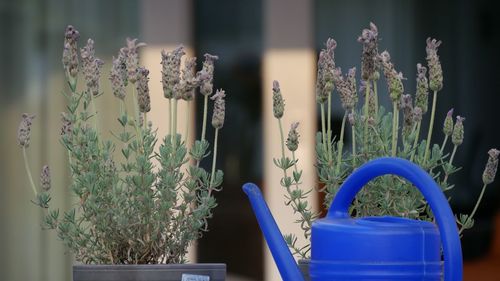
17,113,36,148
315,38,336,104
40,165,51,191
358,22,379,80
483,148,500,185
136,67,151,113
452,116,465,146
211,89,226,129
110,53,127,100
122,38,146,84
415,63,429,114
272,80,285,119
443,108,454,137
161,45,185,99
81,39,104,97
379,50,404,102
62,25,80,79
426,38,443,92
199,54,219,97
286,122,300,152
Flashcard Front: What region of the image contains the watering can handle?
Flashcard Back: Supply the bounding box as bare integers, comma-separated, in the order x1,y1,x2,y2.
328,157,462,281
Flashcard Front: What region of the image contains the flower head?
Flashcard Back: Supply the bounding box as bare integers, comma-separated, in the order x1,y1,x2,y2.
415,63,429,114
379,50,404,102
62,25,80,78
443,108,454,136
17,113,35,148
452,116,465,146
483,148,499,185
357,22,379,80
199,54,219,96
81,39,104,97
401,94,414,137
161,45,185,99
110,51,127,100
315,38,337,104
286,122,300,152
179,57,198,101
40,165,51,191
335,67,358,111
272,80,285,119
426,38,443,92
122,38,146,84
211,89,226,129
413,106,423,123
136,67,151,113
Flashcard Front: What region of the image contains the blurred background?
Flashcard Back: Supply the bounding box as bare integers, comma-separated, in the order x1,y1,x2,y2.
1,0,499,280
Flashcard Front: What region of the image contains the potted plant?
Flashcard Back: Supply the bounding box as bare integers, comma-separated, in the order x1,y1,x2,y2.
17,25,226,281
269,23,498,279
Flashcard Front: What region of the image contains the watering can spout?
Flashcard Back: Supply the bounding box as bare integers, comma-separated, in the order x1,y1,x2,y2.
243,183,305,281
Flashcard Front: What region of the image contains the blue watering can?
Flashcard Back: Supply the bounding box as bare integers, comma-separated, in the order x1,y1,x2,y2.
243,157,463,281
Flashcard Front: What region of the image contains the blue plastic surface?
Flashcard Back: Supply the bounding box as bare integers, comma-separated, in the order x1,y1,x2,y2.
243,157,463,281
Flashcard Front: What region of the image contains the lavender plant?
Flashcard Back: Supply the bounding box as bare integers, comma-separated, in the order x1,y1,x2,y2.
275,23,498,259
18,25,225,264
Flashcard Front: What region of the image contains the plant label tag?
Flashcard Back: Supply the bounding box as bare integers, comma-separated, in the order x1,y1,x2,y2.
181,274,210,281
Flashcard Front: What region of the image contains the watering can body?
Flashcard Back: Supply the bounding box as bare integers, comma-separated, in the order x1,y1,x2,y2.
243,157,463,281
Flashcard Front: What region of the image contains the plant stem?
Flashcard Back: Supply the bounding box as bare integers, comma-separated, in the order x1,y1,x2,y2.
424,91,438,163
209,128,219,191
336,113,347,173
131,87,142,142
351,123,356,166
23,147,37,196
391,101,399,157
373,79,378,118
440,135,449,155
185,100,190,143
410,121,421,162
278,118,288,178
201,95,209,141
363,81,371,146
168,99,172,136
327,93,332,159
320,103,328,159
90,92,99,136
459,183,488,235
443,145,458,184
173,99,178,137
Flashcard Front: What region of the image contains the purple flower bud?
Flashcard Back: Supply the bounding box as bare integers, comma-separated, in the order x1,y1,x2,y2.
17,113,35,148
272,80,285,119
452,115,465,146
136,67,151,113
357,22,379,80
415,63,429,114
199,53,219,97
286,122,300,152
62,25,80,78
161,45,185,99
483,148,499,185
122,38,146,84
315,38,337,104
443,108,454,136
426,38,443,92
40,165,51,191
81,39,104,97
211,89,226,129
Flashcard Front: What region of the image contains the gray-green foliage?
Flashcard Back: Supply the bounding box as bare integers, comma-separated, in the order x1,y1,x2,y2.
274,23,496,259
20,26,224,264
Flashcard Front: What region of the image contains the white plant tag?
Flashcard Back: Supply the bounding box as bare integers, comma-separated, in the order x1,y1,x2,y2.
181,273,210,281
